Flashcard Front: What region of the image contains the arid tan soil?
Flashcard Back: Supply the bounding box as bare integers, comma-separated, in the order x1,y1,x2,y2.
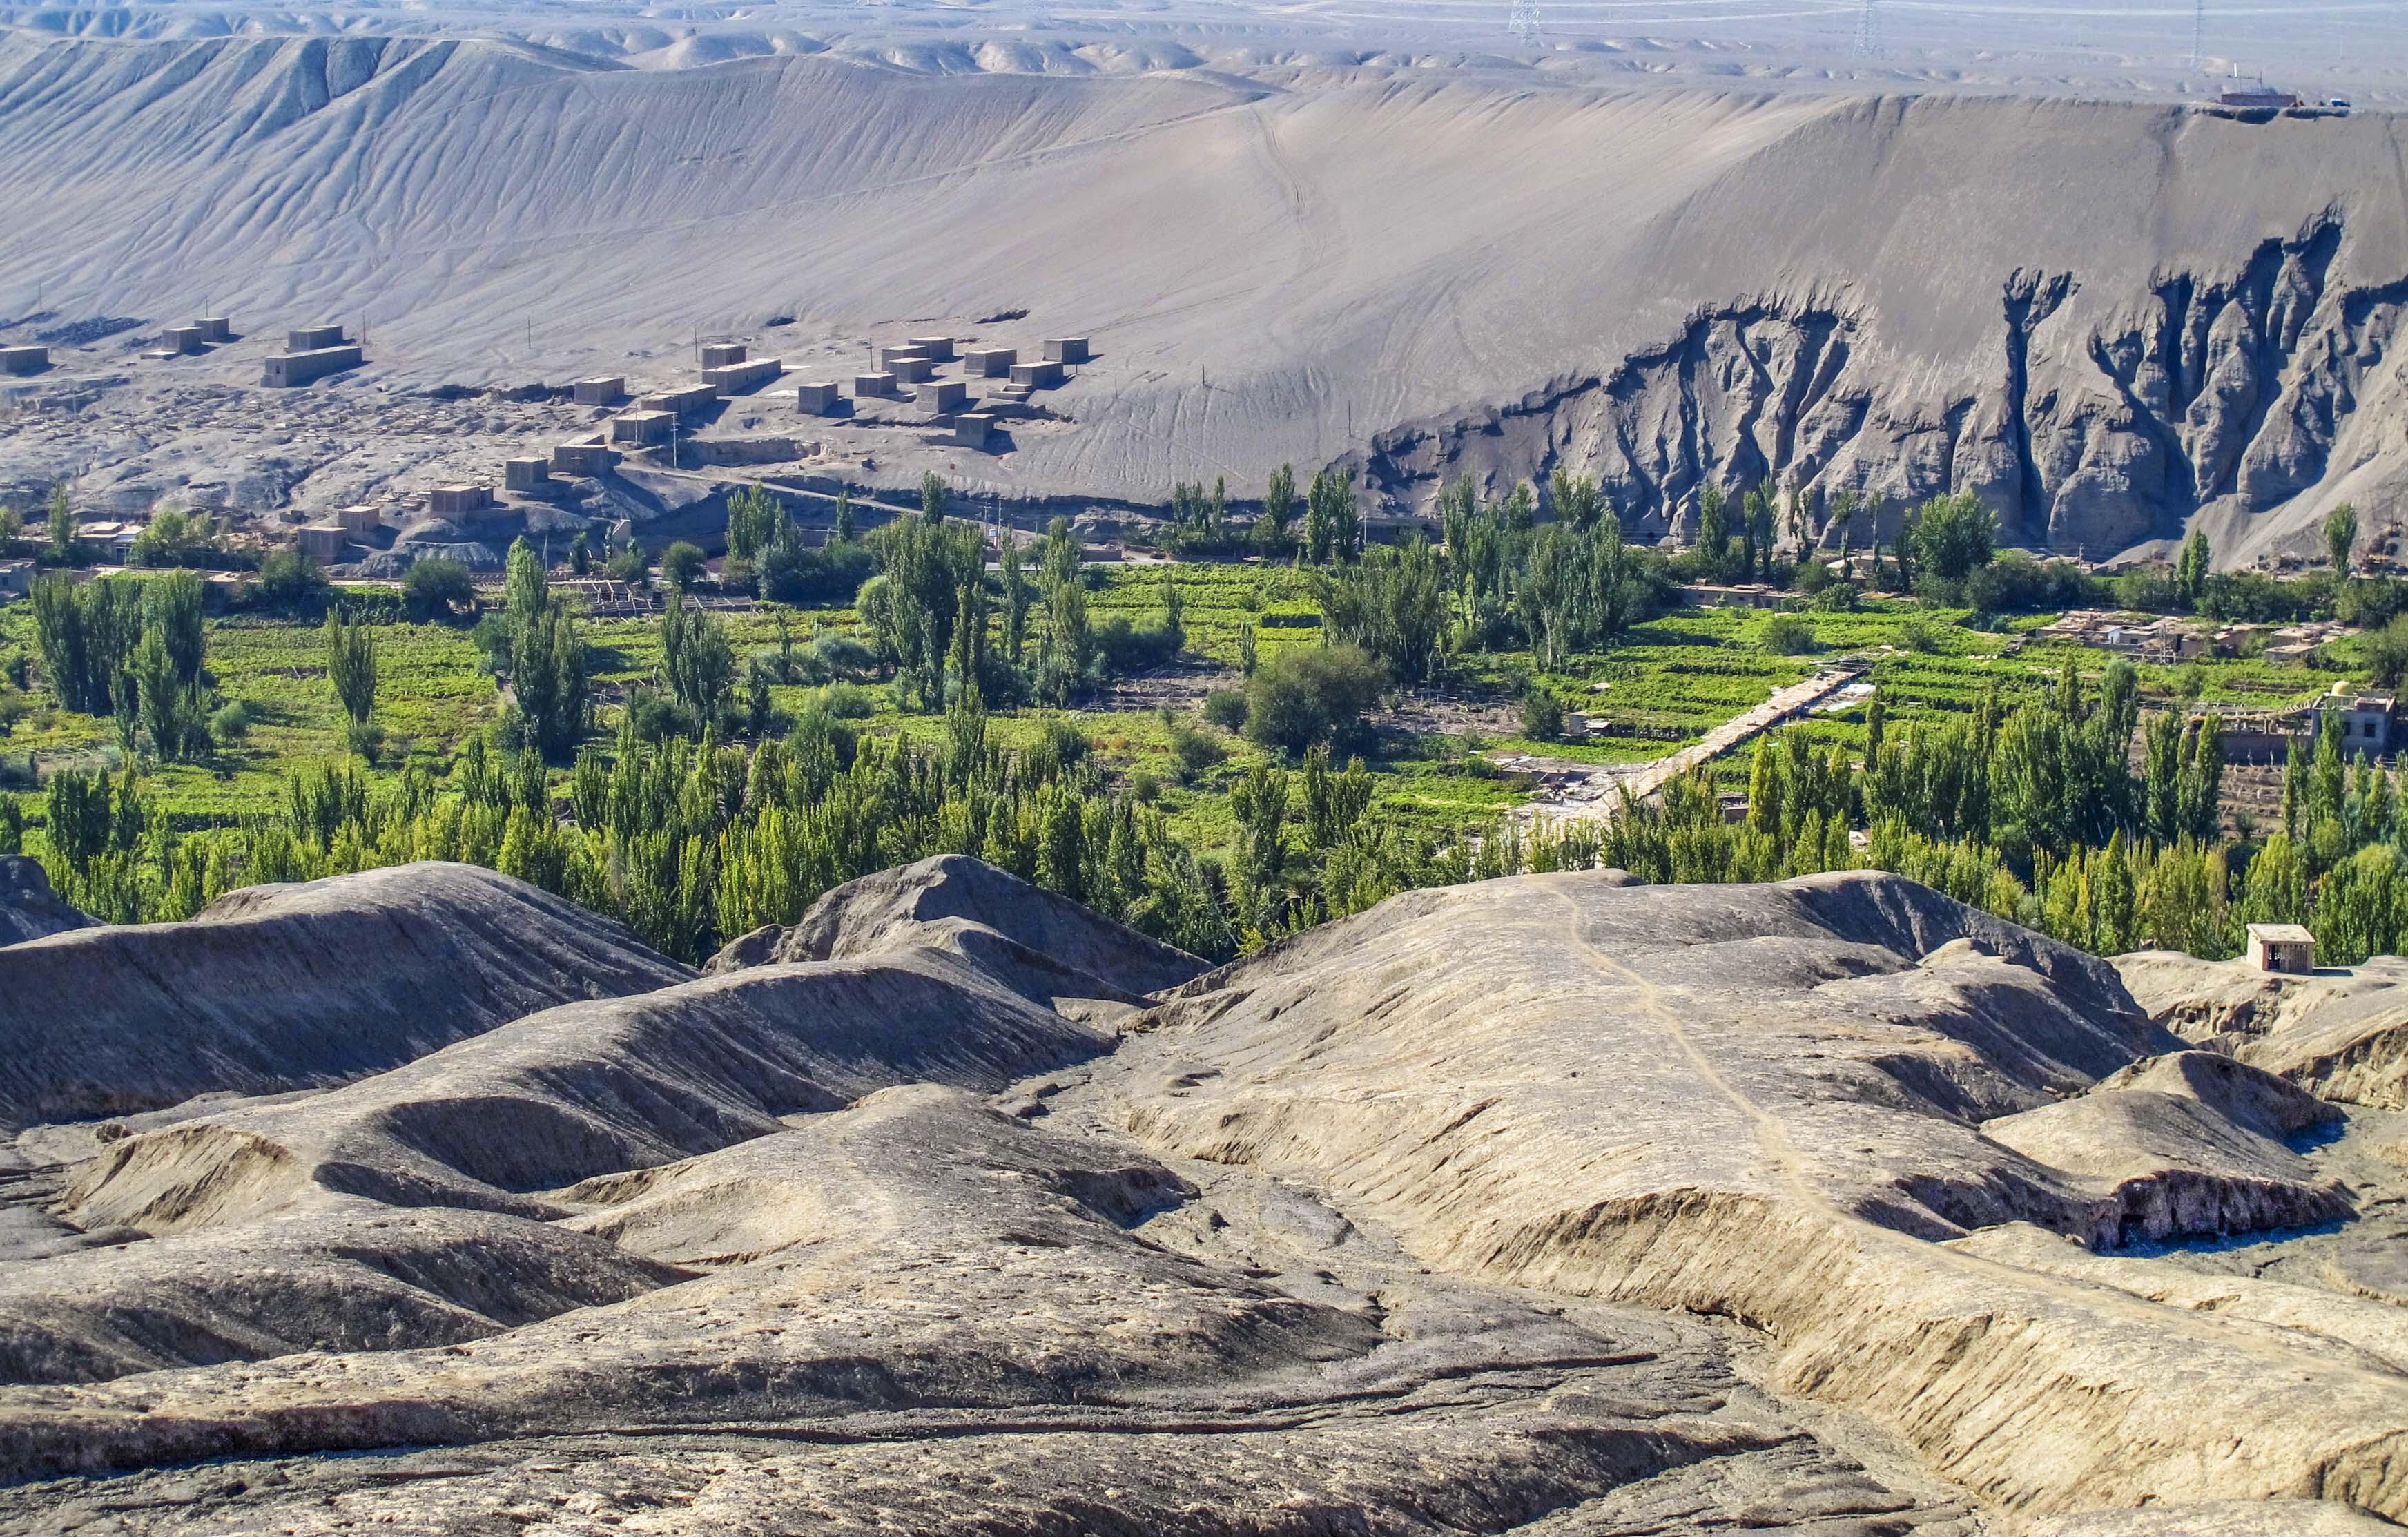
0,859,2399,1530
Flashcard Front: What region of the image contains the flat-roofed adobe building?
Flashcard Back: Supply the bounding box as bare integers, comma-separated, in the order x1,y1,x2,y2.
2247,923,2315,974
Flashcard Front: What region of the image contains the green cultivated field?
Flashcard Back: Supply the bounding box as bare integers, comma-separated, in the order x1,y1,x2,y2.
0,565,2363,853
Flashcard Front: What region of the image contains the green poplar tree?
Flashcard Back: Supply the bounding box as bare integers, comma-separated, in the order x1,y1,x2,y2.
2327,502,2359,576
2143,709,2183,844
2093,831,2139,954
1258,465,1296,556
2240,833,2310,928
2176,529,2211,608
1696,485,1731,579
326,611,378,726
46,483,73,561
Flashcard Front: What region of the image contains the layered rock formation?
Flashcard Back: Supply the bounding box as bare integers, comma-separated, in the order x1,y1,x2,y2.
0,860,2400,1531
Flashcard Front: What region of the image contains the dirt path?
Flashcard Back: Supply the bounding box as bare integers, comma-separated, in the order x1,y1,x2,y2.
1547,887,2394,1375
1508,664,1868,824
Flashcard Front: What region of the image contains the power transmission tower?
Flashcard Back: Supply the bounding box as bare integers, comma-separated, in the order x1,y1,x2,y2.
2191,0,2205,70
1852,0,1881,57
1508,0,1539,47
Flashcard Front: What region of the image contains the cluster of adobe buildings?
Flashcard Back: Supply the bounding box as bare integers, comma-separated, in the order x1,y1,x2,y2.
272,326,1100,566
582,331,1089,457
139,316,236,363
2,313,371,387
2035,610,2344,668
262,323,364,387
8,313,1100,576
2026,613,2401,762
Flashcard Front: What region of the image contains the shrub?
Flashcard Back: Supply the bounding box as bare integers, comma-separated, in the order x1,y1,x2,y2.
2197,569,2322,624
1519,686,1564,743
1899,619,1943,654
1202,688,1249,731
623,686,697,743
1169,725,1227,782
1243,643,1384,755
250,549,331,612
2364,614,2408,691
1760,614,1816,655
471,612,514,674
607,543,650,588
1906,492,1996,590
1130,770,1162,803
659,542,707,592
819,682,875,719
403,558,476,620
1093,612,1179,673
210,699,253,743
2109,567,2185,616
129,508,229,570
1965,550,2098,614
1031,719,1091,775
2338,574,2408,630
345,719,386,764
811,632,877,679
763,540,876,605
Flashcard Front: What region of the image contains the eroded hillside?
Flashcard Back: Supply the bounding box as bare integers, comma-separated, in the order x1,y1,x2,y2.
0,857,2402,1531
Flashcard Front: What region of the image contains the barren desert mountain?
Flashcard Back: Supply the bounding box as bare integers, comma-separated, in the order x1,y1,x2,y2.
2,6,2405,563
0,861,692,1128
1,857,2407,1530
710,852,1209,1002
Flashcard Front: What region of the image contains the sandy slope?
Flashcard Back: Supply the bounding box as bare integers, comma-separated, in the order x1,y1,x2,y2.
0,862,690,1128
2,32,2403,560
1094,870,2408,1518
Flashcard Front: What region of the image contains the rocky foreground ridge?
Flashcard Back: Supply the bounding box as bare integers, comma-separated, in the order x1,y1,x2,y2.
0,857,2406,1531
